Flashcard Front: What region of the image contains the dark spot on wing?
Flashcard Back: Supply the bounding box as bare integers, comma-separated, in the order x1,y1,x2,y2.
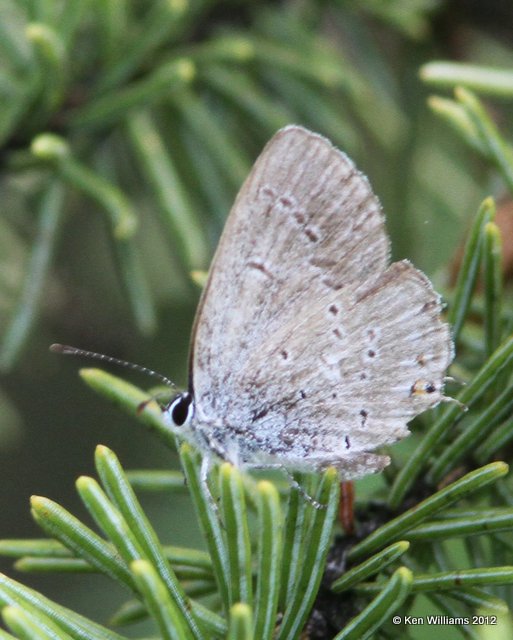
280,426,300,446
260,186,275,198
322,277,343,291
310,257,337,268
304,227,319,242
252,406,270,421
247,260,274,279
421,300,437,313
410,380,437,396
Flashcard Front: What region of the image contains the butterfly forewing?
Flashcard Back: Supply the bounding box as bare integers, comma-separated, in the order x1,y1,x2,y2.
188,126,452,478
191,127,388,402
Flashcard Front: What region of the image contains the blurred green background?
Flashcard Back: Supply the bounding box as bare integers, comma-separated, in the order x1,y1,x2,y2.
1,0,513,635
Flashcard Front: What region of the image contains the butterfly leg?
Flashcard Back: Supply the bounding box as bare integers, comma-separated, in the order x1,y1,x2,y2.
281,467,328,510
247,462,328,510
199,455,222,519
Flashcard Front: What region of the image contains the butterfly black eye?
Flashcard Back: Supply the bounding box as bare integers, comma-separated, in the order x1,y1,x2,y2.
169,393,194,427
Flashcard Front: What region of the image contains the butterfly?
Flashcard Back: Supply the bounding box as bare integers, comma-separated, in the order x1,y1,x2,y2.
165,125,454,481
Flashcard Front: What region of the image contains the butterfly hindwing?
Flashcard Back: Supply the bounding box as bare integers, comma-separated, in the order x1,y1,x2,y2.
188,126,453,477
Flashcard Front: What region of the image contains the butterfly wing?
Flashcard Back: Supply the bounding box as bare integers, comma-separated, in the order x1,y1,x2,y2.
189,126,452,478
191,126,389,396
230,260,452,477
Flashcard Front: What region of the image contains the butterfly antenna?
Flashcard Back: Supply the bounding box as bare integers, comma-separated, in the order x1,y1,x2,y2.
50,343,177,389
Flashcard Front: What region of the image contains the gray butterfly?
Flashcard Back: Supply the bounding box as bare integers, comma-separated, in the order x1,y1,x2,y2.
166,125,453,480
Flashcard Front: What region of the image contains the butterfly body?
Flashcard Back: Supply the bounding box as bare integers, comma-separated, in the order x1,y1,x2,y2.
164,126,453,480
